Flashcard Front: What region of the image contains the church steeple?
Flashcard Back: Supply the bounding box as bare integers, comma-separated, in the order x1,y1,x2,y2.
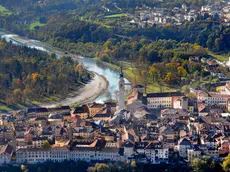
118,66,125,110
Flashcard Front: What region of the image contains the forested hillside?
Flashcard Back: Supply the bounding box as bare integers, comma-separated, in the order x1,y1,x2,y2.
0,40,91,106
0,0,229,56
0,0,229,95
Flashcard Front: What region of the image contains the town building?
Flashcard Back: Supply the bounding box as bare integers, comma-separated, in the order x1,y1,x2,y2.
72,105,90,119
176,138,192,158
187,147,201,162
146,92,187,109
0,144,14,164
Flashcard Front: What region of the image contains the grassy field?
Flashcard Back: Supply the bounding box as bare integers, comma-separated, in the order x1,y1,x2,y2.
124,68,177,93
30,22,46,30
0,5,11,16
95,59,179,93
80,17,113,29
0,104,13,112
147,83,177,93
208,51,229,61
105,13,127,18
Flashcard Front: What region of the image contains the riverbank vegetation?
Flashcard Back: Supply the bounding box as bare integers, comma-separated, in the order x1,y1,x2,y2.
0,5,11,16
2,155,226,172
0,40,91,111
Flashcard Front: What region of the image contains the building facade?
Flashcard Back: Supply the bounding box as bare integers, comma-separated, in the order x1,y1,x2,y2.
146,92,186,109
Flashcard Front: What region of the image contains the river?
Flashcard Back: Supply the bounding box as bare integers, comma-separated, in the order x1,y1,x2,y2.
0,30,130,104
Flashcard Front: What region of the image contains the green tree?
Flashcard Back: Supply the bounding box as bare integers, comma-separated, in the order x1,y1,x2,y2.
43,140,51,148
50,53,56,59
191,156,222,172
88,163,109,172
21,164,28,172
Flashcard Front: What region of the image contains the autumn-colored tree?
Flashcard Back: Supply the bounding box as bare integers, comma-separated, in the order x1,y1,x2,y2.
164,72,173,86
23,84,33,99
21,164,28,172
166,63,178,73
88,163,109,172
149,65,159,82
104,40,112,50
14,78,24,89
0,40,91,105
13,88,23,102
177,66,187,83
223,154,230,172
31,73,40,83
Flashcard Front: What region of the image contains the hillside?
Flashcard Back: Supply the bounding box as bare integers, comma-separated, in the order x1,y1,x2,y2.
0,40,91,111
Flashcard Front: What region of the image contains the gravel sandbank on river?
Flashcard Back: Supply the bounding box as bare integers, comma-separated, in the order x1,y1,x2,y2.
41,73,108,108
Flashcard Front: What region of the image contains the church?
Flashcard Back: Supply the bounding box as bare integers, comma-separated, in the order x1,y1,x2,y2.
118,67,125,110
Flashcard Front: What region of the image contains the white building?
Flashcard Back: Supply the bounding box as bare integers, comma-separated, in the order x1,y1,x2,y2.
16,148,51,164
124,141,134,157
200,137,218,149
197,91,229,106
176,138,192,158
51,147,69,162
70,147,123,162
187,147,201,162
136,142,169,164
146,92,186,109
201,5,212,12
0,144,14,164
32,137,48,148
16,147,69,164
16,146,124,164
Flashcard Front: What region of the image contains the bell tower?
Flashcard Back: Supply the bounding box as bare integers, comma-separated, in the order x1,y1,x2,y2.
118,67,125,110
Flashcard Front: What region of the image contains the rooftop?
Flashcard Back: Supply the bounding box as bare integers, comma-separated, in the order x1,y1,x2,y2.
147,92,184,98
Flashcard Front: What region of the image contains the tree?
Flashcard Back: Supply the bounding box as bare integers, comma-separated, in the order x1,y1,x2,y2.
166,63,178,73
131,161,137,172
193,70,199,80
223,154,230,172
51,53,56,59
14,78,24,89
13,88,23,102
141,69,149,94
21,164,28,172
43,140,51,148
88,163,109,172
177,66,187,83
23,84,32,99
164,72,173,86
149,65,159,82
191,156,222,172
31,73,40,83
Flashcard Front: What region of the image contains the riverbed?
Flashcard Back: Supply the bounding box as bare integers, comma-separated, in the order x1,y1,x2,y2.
0,30,130,106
